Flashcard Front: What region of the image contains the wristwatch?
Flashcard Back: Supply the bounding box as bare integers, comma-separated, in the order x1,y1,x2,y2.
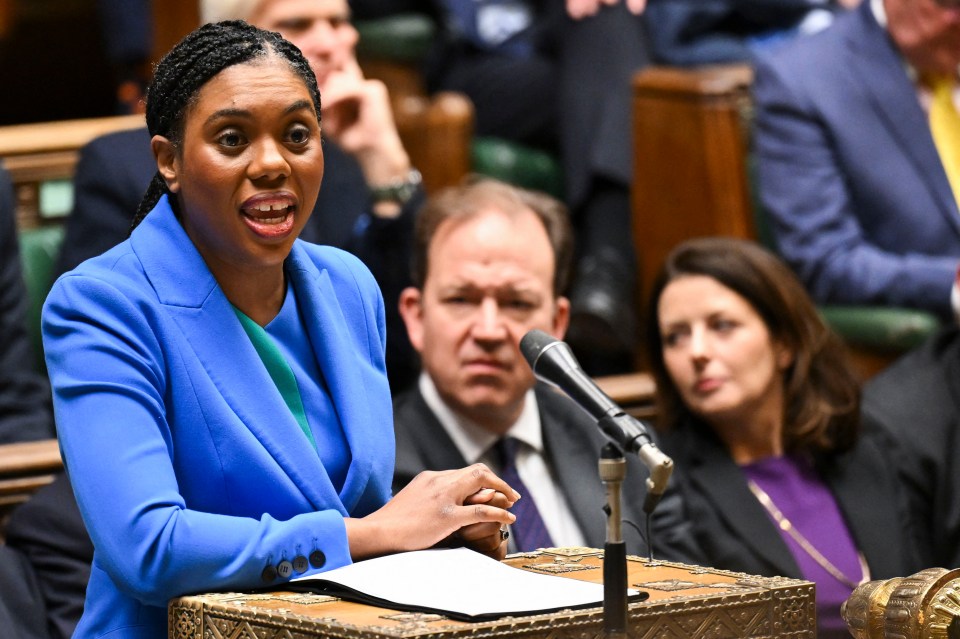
370,168,422,205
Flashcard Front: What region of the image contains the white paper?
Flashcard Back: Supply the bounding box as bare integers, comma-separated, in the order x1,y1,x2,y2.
291,547,615,618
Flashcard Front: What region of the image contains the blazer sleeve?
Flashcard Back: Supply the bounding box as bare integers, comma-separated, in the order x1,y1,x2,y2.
753,53,957,316
42,267,355,607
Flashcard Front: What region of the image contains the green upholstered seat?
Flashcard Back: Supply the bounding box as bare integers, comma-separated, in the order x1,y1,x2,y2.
355,13,435,63
818,305,940,355
17,225,64,374
470,137,564,200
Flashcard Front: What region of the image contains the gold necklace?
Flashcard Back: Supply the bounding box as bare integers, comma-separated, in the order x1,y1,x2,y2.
746,479,870,589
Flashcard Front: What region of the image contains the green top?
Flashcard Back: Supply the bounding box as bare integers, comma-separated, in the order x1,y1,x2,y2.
233,306,317,450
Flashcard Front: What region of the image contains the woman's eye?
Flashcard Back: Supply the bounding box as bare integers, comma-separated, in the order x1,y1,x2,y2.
217,131,245,147
712,319,737,333
287,125,311,145
662,329,688,348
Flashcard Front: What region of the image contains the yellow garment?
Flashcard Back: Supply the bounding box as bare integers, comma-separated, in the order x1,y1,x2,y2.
928,75,960,206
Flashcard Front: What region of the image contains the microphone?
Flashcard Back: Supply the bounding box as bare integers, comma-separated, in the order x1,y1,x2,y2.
519,329,673,514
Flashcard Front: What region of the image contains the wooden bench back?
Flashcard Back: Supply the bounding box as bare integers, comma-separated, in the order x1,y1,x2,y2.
631,64,755,311
0,114,146,230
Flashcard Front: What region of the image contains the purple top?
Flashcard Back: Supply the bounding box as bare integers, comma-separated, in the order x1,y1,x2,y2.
741,455,866,639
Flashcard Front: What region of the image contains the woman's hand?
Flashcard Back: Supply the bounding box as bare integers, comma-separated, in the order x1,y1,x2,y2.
453,488,515,560
566,0,646,20
344,465,519,560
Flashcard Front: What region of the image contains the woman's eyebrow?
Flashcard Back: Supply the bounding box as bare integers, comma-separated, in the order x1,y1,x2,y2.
205,100,314,125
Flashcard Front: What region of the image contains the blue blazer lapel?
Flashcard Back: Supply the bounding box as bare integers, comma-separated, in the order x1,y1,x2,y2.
131,199,343,514
285,244,386,514
846,3,960,228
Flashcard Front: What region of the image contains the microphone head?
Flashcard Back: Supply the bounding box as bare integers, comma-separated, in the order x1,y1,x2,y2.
519,329,559,371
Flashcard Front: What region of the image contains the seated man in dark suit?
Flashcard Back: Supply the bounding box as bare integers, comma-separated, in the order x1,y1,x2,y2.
5,475,91,639
393,178,700,560
754,0,960,319
56,0,424,392
644,0,856,66
861,276,960,568
0,163,53,444
0,163,61,639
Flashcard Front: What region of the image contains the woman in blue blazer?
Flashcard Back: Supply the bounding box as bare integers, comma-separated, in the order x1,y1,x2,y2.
42,21,517,639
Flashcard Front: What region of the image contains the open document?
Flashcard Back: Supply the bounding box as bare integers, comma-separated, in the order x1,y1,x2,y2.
289,547,646,622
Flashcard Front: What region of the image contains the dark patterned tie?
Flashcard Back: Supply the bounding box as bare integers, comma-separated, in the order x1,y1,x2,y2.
493,437,554,552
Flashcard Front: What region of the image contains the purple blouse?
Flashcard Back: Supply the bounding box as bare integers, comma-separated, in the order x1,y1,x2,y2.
741,454,866,639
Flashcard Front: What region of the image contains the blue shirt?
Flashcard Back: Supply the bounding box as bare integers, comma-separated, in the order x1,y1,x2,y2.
266,281,350,491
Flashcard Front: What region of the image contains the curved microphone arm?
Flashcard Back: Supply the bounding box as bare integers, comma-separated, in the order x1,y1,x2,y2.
519,329,674,514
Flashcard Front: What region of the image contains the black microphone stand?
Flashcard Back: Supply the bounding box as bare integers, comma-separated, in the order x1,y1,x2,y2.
599,442,628,639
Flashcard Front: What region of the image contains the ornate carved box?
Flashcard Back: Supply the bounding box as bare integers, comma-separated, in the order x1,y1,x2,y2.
169,548,815,639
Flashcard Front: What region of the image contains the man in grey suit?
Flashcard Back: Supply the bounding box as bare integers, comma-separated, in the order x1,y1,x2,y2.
393,178,699,561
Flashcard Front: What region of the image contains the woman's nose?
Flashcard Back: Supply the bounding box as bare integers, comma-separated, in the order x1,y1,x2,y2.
689,327,710,361
249,138,290,181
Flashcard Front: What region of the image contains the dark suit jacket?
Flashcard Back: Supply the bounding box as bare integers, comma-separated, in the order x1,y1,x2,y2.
393,383,703,563
0,545,50,639
863,326,960,568
54,127,422,392
5,473,91,639
0,163,54,443
659,417,921,581
644,0,817,66
754,1,960,317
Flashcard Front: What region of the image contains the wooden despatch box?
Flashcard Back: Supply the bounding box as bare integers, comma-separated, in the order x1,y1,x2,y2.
168,547,815,639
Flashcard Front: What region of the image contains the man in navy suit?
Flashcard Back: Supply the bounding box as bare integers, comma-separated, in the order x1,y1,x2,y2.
0,164,52,444
0,164,61,639
393,179,700,562
644,0,854,66
754,0,960,318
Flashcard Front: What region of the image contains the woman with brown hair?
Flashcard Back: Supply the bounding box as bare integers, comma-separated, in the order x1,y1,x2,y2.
645,237,921,639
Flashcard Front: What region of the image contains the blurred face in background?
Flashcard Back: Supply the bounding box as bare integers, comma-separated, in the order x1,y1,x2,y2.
248,0,359,90
886,0,960,75
400,207,570,433
657,275,792,434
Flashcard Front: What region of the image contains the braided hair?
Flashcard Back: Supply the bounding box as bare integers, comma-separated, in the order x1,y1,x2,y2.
132,20,321,230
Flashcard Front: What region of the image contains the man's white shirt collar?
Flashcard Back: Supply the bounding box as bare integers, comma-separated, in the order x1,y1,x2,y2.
417,373,542,464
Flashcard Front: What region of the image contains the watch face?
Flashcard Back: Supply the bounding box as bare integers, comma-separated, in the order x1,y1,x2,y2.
371,169,422,204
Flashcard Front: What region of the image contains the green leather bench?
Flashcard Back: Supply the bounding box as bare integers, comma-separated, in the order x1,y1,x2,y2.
17,225,64,375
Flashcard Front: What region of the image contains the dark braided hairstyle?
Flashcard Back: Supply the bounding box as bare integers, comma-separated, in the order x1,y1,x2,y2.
131,20,321,231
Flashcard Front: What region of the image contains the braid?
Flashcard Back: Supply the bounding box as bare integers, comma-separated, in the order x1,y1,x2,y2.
131,20,322,233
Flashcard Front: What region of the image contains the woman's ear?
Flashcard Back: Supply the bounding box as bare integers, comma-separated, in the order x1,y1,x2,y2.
151,135,180,193
776,341,795,371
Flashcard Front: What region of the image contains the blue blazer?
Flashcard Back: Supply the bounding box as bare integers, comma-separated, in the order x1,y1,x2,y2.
42,196,394,639
753,1,960,317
